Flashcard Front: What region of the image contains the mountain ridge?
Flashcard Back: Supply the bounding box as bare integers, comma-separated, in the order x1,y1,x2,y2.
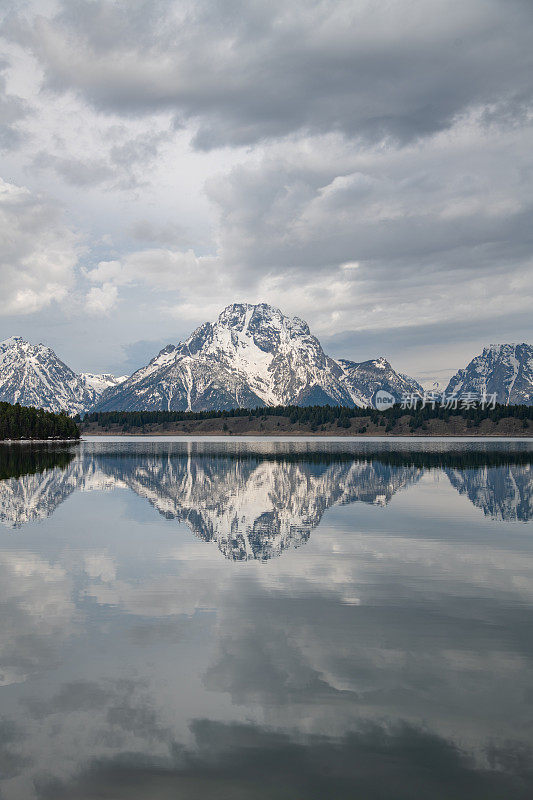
94,303,422,413
0,337,125,415
1,309,531,414
445,343,532,405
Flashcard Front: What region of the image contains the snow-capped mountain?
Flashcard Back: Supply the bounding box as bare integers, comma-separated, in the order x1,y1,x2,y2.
4,322,530,415
0,337,126,415
0,337,97,415
336,357,424,406
95,303,419,412
445,344,533,405
79,372,127,395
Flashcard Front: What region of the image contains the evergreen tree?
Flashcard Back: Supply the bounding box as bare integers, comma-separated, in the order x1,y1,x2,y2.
0,402,80,440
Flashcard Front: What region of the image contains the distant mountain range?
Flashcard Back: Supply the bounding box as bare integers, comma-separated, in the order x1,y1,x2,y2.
0,304,531,414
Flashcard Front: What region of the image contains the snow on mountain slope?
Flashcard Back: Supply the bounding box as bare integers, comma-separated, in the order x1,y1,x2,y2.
336,357,423,406
0,337,97,414
445,344,533,405
0,339,129,415
94,303,418,412
79,373,128,395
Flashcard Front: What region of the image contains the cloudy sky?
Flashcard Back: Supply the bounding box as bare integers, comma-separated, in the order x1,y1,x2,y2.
0,0,531,385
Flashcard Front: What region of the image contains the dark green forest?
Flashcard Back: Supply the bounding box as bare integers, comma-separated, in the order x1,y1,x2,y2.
81,402,532,432
90,446,532,471
0,402,80,440
0,444,75,479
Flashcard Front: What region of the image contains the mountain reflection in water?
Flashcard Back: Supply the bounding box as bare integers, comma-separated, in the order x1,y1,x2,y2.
0,441,531,558
0,438,532,800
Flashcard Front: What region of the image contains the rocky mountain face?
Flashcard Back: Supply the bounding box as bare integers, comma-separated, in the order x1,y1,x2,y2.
445,344,533,405
0,337,125,415
95,303,420,412
4,312,530,415
0,337,97,415
336,357,424,406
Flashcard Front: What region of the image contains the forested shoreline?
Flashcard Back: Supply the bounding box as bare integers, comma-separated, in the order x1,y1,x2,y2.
0,402,80,440
1,400,529,440
81,402,532,437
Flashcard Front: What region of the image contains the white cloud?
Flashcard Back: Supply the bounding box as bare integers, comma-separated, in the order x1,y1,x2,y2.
86,260,130,286
0,177,80,315
86,249,221,302
85,282,118,315
0,549,76,685
83,111,533,342
0,0,531,375
10,0,533,149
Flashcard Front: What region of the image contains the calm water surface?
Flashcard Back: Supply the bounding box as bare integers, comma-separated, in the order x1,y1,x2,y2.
0,436,532,799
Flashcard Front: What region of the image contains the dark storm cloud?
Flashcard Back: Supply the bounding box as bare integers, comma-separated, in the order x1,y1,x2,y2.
31,130,173,189
322,310,533,365
33,718,533,800
32,152,115,187
7,0,533,149
0,718,27,780
207,155,533,277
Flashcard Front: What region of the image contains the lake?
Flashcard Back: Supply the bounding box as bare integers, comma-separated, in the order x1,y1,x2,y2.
0,436,532,799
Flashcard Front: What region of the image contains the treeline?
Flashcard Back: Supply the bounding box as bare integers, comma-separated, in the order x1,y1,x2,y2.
0,445,75,480
91,447,532,471
81,402,533,432
1,438,529,482
0,402,80,440
375,400,532,432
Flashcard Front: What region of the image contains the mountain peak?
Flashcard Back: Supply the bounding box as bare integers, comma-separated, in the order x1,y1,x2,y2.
216,302,311,336
335,357,423,406
0,337,57,362
93,303,422,413
0,338,126,414
446,343,533,405
483,343,527,355
0,337,94,413
1,335,27,348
